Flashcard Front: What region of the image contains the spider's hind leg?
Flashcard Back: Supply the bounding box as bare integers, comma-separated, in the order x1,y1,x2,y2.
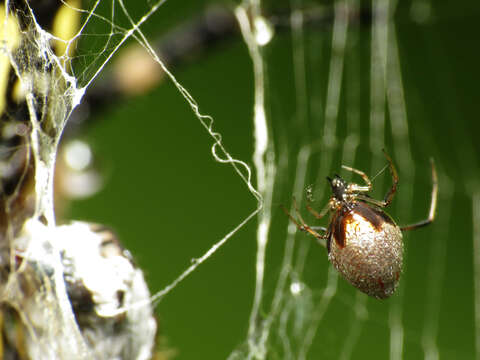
400,158,438,231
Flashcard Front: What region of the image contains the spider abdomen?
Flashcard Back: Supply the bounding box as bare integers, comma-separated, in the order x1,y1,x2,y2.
327,202,403,299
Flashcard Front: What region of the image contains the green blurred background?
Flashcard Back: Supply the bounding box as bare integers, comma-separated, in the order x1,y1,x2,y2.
61,0,480,358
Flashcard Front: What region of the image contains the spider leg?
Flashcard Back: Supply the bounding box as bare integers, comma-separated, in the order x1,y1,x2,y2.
382,149,398,207
281,199,328,246
306,200,330,220
310,226,328,232
356,194,388,208
342,165,372,192
354,150,399,208
400,158,438,231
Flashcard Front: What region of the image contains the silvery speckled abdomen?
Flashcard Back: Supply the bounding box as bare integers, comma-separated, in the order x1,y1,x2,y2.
327,202,403,299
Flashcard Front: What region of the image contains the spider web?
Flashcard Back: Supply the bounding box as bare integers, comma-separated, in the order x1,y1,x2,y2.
1,0,476,359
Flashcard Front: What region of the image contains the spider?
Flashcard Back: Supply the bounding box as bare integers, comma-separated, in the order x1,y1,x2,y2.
284,151,438,299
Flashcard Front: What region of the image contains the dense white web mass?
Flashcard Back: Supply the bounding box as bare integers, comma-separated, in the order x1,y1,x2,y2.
1,0,264,358
0,0,468,359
